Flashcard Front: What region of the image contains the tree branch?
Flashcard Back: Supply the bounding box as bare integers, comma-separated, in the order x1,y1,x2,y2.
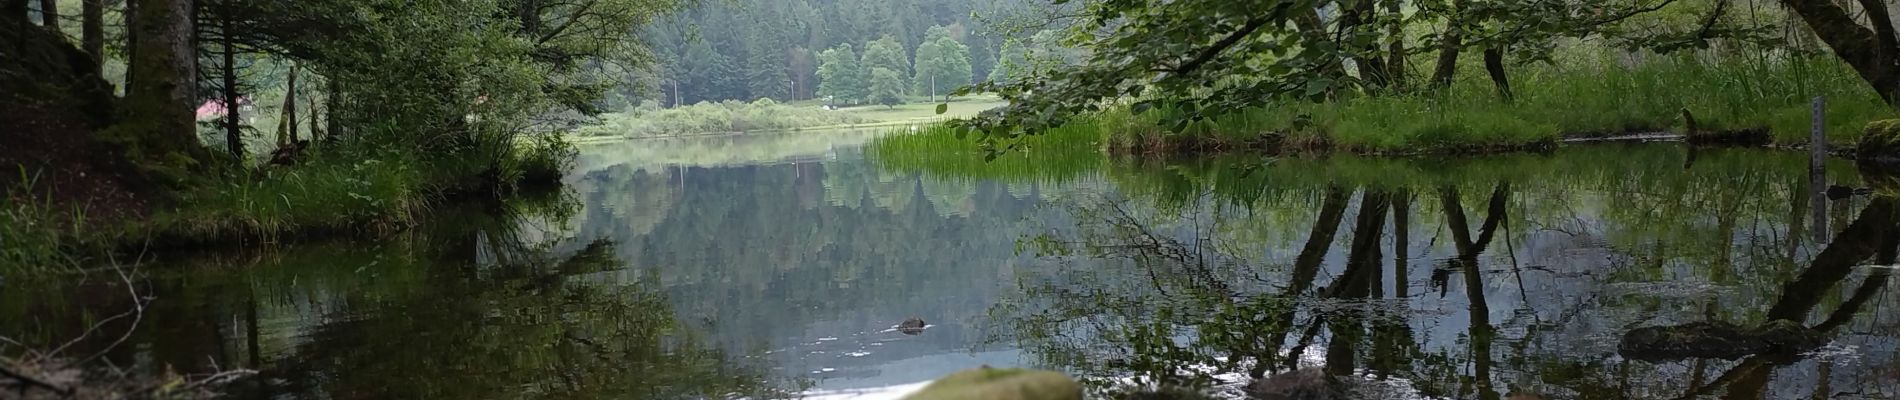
0,365,71,395
536,0,600,45
1166,15,1273,75
1854,0,1899,55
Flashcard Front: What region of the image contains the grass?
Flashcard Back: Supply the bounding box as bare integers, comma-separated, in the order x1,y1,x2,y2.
876,55,1891,157
868,118,1109,184
578,98,871,138
832,95,1006,123
139,132,573,246
576,95,1008,139
148,152,432,244
1106,55,1893,154
0,168,86,274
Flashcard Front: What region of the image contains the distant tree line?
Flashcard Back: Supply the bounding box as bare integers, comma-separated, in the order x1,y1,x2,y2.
627,0,1082,108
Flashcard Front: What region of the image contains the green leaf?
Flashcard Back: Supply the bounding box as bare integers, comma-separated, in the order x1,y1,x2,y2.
935,103,949,115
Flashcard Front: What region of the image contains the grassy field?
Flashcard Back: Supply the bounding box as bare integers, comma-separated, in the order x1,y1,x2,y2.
834,95,1004,123
575,95,1007,140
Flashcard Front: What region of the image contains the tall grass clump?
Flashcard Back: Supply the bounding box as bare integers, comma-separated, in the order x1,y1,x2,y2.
868,121,1109,184
152,151,430,244
1510,54,1887,144
1,170,84,274
578,98,870,137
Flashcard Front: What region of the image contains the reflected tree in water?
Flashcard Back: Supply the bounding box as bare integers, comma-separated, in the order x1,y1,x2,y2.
0,195,802,399
992,161,1900,399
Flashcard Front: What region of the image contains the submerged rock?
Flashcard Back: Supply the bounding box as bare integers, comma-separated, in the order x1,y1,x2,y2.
899,317,927,335
1112,386,1220,400
901,367,1081,400
1246,368,1343,400
1617,320,1827,362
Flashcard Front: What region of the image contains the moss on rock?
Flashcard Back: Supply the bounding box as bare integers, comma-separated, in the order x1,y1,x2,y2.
1857,119,1900,160
903,367,1081,400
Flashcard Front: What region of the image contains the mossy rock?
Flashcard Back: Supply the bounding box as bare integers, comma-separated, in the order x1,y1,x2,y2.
1857,119,1900,160
1617,320,1826,362
1864,167,1900,198
902,367,1081,400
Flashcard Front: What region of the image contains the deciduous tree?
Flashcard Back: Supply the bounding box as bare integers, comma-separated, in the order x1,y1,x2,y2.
817,43,866,105
868,66,905,107
912,25,970,101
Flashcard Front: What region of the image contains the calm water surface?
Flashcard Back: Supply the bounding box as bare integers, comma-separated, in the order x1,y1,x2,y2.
7,130,1899,399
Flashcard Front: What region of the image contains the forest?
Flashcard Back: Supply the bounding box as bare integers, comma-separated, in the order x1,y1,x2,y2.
9,0,1900,398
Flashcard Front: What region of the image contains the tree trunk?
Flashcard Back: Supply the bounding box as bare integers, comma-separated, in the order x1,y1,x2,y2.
1483,46,1512,101
122,0,137,96
1431,0,1467,89
220,8,241,158
35,0,53,29
306,77,321,140
122,0,202,161
1294,6,1347,81
1344,0,1390,88
82,0,102,72
1384,0,1406,92
1780,0,1900,104
516,0,540,36
326,78,341,139
276,63,298,146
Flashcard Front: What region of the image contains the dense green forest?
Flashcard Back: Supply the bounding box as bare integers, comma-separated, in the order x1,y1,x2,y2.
625,0,997,106
608,0,1081,109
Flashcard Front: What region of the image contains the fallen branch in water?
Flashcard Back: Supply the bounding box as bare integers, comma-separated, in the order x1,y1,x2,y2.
0,365,72,396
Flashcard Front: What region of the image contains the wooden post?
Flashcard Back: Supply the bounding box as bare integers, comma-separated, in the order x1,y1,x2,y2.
1811,96,1828,243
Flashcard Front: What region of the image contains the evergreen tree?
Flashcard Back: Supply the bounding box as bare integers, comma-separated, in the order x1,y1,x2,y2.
911,25,971,101
816,44,866,106
683,39,741,104
744,41,792,100
867,67,906,108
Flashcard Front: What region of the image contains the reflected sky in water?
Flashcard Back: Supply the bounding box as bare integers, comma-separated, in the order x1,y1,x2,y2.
7,130,1899,399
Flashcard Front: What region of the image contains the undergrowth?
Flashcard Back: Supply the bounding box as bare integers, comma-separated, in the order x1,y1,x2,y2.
144,131,574,246
878,55,1892,158
150,151,430,244
1,168,84,274
1111,55,1889,154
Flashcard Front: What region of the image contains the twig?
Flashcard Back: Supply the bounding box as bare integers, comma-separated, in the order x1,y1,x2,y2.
52,249,150,369
0,365,72,396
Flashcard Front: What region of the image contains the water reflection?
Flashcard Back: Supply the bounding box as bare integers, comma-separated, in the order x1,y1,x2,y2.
994,146,1900,399
7,139,1898,399
0,197,799,399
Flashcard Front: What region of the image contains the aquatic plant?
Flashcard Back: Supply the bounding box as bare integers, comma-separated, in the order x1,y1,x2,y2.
868,123,1108,185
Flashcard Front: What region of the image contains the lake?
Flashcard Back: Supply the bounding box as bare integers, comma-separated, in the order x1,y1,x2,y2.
6,130,1898,399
